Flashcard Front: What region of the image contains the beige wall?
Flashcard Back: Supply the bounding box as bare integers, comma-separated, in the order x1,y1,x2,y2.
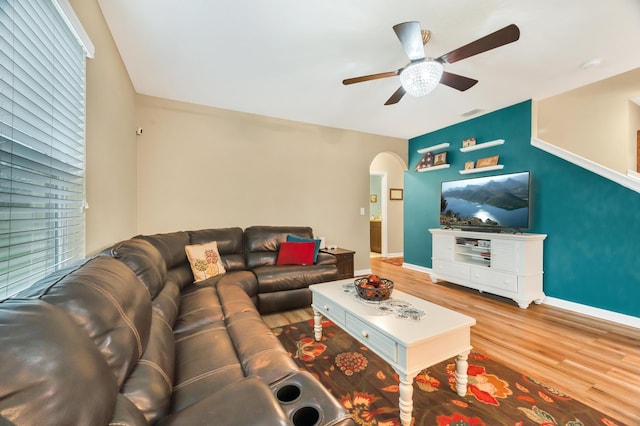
370,153,406,256
536,67,640,173
631,102,640,172
135,95,406,271
71,0,138,254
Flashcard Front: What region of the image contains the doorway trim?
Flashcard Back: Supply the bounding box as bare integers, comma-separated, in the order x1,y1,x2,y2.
370,171,388,256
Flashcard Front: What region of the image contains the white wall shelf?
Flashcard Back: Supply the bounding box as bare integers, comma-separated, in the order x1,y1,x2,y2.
417,142,450,154
460,139,504,152
459,165,504,174
417,164,450,172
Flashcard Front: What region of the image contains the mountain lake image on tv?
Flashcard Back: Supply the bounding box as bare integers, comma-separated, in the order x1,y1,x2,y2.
440,171,530,230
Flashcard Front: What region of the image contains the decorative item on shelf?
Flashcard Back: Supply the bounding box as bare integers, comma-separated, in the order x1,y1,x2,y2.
370,194,377,203
414,151,434,171
462,137,476,148
460,139,505,152
433,151,448,166
389,188,403,200
354,275,393,301
476,155,499,168
464,161,475,170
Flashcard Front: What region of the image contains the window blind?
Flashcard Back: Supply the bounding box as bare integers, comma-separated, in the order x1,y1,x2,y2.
0,0,87,298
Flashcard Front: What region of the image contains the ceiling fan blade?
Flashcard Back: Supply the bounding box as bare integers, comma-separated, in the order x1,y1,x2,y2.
439,71,478,91
384,87,406,105
343,70,399,85
437,24,520,64
393,21,425,61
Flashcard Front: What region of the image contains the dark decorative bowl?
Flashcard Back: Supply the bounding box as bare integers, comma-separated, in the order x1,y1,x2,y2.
354,277,394,301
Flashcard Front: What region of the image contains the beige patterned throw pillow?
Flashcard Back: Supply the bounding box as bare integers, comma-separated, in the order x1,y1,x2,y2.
185,241,226,282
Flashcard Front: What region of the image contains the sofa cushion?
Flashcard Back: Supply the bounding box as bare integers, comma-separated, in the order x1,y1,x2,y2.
172,321,245,412
173,285,224,335
224,310,298,385
189,227,246,271
138,231,190,270
276,241,316,265
122,311,175,423
245,226,314,269
152,275,182,327
185,241,226,282
158,377,289,426
109,238,168,299
286,234,321,262
0,300,118,425
16,256,152,387
253,263,339,293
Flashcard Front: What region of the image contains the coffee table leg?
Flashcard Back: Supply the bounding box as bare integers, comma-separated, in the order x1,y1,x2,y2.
313,309,323,341
396,371,416,426
455,351,470,396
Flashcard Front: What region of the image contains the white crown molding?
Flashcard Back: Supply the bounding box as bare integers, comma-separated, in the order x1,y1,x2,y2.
531,137,640,194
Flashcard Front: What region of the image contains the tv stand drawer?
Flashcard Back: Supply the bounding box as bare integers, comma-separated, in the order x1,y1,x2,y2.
433,260,470,281
471,267,517,292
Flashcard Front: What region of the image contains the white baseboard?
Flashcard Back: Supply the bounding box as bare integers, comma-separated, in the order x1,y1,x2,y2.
354,268,371,276
385,252,404,258
401,263,432,274
544,297,640,329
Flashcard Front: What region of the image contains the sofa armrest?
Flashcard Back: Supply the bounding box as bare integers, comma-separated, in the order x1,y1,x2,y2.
157,377,288,426
316,252,337,265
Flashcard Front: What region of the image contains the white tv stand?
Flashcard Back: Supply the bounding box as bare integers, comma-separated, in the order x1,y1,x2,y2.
429,228,547,309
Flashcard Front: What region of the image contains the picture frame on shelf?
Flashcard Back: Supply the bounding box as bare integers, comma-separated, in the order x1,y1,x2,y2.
464,161,475,170
389,188,403,200
462,138,476,148
434,151,448,166
370,194,377,203
476,155,499,168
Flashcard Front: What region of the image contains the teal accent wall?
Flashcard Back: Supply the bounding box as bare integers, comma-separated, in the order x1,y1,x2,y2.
405,100,640,317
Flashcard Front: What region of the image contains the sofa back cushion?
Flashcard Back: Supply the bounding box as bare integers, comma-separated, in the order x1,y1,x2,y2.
16,256,152,387
138,231,190,270
244,226,314,269
189,227,246,271
0,300,118,425
108,238,168,299
121,311,175,423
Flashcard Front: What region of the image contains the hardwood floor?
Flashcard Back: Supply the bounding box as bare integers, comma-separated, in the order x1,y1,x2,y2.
263,257,640,425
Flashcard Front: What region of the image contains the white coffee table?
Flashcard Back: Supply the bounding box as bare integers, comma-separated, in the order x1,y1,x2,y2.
310,279,476,426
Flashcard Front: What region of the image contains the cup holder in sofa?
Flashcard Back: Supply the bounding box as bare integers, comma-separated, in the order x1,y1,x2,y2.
276,383,302,403
292,406,320,426
271,371,352,426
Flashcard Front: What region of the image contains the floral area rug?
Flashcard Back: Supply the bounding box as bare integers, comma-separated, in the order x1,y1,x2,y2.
274,320,619,426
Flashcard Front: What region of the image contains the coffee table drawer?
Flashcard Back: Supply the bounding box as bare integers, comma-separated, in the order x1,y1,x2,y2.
345,313,397,363
313,292,346,326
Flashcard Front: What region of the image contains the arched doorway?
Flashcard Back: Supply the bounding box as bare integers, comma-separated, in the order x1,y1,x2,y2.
369,152,407,258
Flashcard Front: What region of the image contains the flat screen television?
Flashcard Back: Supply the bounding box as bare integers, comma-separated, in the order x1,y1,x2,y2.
440,171,530,231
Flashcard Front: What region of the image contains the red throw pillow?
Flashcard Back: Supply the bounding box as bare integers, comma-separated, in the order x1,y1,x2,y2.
276,241,316,265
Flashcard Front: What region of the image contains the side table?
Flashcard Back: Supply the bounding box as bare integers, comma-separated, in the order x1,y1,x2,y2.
320,248,355,279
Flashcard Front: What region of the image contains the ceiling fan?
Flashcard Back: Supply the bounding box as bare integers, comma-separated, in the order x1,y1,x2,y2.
343,22,520,105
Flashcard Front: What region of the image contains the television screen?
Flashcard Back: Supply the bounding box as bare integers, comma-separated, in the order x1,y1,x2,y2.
440,171,530,230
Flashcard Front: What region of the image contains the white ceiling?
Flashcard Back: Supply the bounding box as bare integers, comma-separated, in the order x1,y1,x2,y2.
97,0,640,140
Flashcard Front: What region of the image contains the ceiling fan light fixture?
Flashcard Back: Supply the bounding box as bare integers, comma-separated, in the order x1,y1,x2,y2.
399,60,444,97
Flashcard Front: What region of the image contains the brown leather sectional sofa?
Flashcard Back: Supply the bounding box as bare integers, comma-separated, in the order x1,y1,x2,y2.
0,226,354,426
